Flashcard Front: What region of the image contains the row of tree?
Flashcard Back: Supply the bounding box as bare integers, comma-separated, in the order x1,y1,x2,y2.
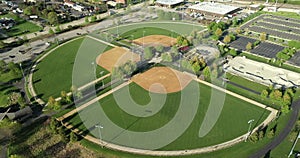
111,61,137,79
47,90,73,111
261,87,295,113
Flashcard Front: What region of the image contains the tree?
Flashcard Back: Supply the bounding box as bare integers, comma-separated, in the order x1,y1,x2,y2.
271,89,282,100
283,92,292,106
8,92,21,106
85,16,89,23
161,52,172,62
50,118,59,133
24,6,34,15
176,36,184,46
236,27,241,34
281,104,289,114
192,63,201,73
249,132,259,142
223,35,231,44
267,129,275,138
49,28,54,34
261,89,269,98
55,25,61,32
202,66,211,81
70,132,78,142
90,15,97,22
259,130,264,140
215,28,223,37
60,91,68,104
211,69,218,79
182,39,189,46
48,12,58,25
155,45,164,53
229,49,238,56
0,40,5,49
144,47,154,60
260,32,267,41
246,42,252,51
232,17,239,26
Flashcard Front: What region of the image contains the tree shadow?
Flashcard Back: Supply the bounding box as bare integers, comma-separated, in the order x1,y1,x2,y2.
33,78,41,84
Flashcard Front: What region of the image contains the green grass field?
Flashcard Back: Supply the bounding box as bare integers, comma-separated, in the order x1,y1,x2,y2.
0,13,42,38
101,22,205,37
121,27,180,39
33,37,110,101
66,80,270,150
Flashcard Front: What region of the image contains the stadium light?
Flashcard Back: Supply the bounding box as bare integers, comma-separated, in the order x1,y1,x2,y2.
245,119,254,142
95,124,104,148
100,71,104,87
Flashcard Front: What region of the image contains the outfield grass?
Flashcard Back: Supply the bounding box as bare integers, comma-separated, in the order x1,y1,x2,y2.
81,112,290,158
120,27,180,39
103,22,205,37
33,37,110,101
0,13,42,38
66,81,270,150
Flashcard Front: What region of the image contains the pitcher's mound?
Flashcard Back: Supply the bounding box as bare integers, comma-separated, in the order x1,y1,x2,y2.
96,47,140,72
132,67,193,94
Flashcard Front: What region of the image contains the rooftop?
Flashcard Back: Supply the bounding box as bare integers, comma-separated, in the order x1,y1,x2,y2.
188,2,239,15
224,56,300,88
156,0,184,6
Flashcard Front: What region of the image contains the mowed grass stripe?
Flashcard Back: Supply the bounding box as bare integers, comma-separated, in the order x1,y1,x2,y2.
66,81,270,150
104,22,205,36
33,37,110,101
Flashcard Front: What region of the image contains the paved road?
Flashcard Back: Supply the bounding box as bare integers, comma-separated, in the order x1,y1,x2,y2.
249,99,300,158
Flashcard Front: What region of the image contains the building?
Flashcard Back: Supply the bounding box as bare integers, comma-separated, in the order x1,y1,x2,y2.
223,56,300,88
156,0,184,8
115,0,126,4
184,45,220,63
188,2,240,18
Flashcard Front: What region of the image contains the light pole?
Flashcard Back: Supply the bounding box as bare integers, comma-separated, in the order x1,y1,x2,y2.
245,119,254,142
95,124,104,148
19,63,26,84
288,132,300,157
100,71,104,87
143,30,146,48
91,62,96,75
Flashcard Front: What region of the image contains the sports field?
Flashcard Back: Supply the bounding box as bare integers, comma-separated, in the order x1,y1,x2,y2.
33,37,111,101
101,22,204,38
65,80,270,150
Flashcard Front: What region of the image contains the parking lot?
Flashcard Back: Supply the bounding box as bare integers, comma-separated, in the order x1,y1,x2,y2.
241,14,300,41
229,36,256,51
288,51,300,67
250,42,284,58
229,36,285,59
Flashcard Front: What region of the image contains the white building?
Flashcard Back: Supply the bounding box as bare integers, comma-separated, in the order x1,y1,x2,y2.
223,56,300,88
188,2,240,17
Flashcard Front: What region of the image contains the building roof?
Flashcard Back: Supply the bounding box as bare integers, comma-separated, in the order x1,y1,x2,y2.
156,0,184,6
188,2,239,15
224,56,300,88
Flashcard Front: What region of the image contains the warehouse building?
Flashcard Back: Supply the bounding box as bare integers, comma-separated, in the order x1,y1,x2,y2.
188,2,240,18
156,0,184,8
223,56,300,88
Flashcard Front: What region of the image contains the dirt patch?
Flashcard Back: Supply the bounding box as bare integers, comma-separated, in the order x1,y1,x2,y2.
96,47,140,72
132,67,193,94
133,35,177,47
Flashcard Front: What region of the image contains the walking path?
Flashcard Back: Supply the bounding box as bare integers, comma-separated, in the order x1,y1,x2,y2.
86,35,118,48
57,77,278,156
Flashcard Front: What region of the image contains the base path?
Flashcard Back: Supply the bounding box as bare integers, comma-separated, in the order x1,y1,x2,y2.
86,35,117,48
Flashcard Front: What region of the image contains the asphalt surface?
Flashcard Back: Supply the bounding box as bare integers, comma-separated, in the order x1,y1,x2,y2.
249,99,300,158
